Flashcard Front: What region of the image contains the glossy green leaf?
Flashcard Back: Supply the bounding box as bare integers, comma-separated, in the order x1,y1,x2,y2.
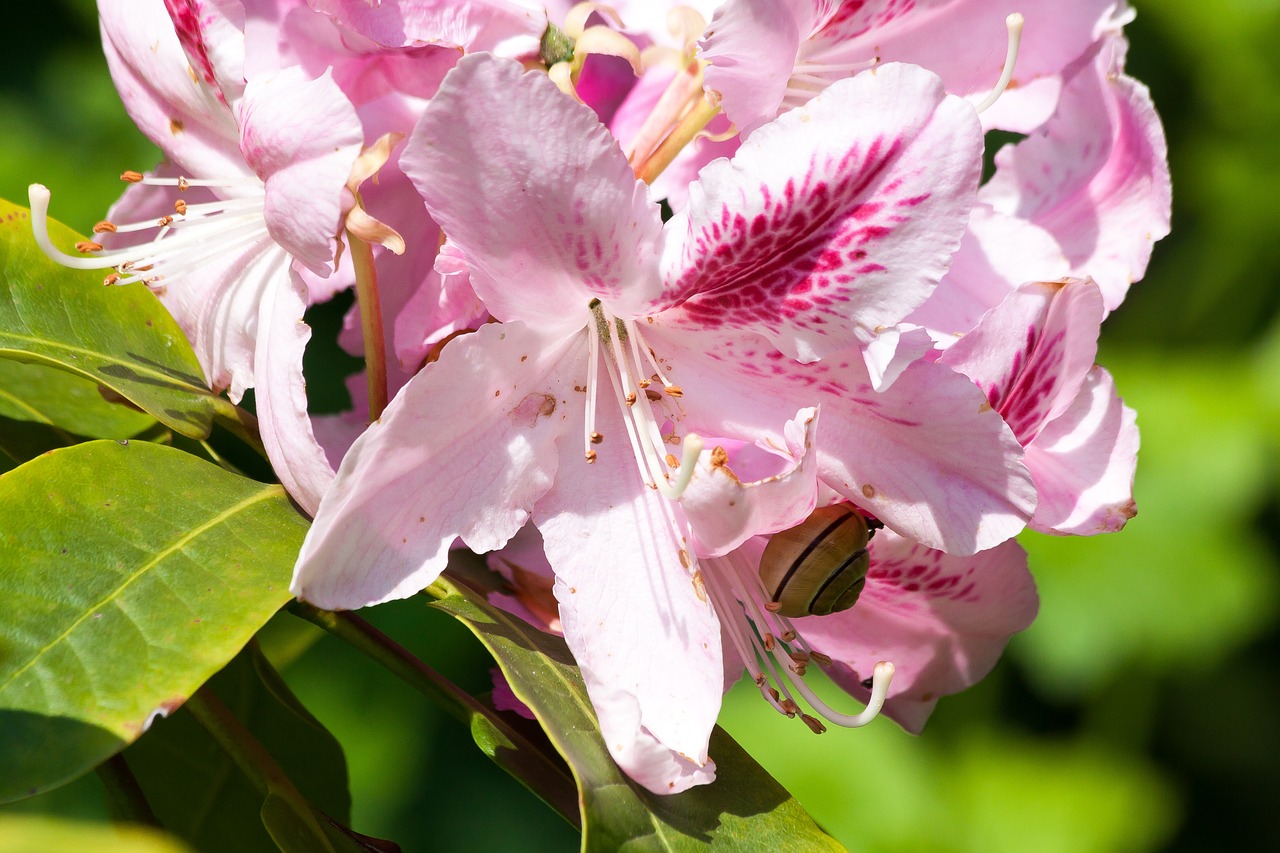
0,816,193,853
0,198,219,438
0,357,155,438
0,440,309,803
124,644,359,853
428,578,843,852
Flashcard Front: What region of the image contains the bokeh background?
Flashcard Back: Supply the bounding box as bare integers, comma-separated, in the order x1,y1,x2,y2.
3,1,1279,850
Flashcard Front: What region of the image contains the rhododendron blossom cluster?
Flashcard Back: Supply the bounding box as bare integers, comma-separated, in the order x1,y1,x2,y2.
31,0,1168,797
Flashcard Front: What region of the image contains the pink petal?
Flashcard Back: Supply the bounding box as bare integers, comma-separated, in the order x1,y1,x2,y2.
99,0,247,178
536,400,723,794
254,271,336,516
238,67,363,275
798,530,1038,732
1025,366,1138,535
163,0,248,105
664,63,981,362
646,324,1035,554
401,54,666,329
681,408,820,557
909,203,1070,334
291,322,582,608
307,0,549,54
939,279,1104,445
980,37,1171,311
700,0,804,133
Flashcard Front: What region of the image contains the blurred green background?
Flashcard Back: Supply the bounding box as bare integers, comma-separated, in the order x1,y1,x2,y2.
3,1,1279,850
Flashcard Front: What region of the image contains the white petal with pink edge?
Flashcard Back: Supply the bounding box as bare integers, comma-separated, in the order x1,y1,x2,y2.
537,400,724,794
681,407,821,558
291,322,581,609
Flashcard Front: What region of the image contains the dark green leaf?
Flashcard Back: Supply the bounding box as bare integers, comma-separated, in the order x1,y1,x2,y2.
124,644,356,853
0,357,154,438
0,440,309,803
0,415,76,473
0,198,219,438
428,579,844,852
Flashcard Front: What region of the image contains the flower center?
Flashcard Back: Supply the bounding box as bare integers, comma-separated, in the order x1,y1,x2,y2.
703,546,894,733
29,171,267,287
583,299,702,498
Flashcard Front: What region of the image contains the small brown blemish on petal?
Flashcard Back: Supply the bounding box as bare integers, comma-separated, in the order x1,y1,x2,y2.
678,549,691,569
509,392,556,427
862,484,876,499
169,118,184,134
692,570,707,602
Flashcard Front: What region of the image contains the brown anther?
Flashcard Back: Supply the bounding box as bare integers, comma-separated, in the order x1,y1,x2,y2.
585,449,598,463
780,698,799,716
801,714,828,734
625,392,637,406
764,601,782,613
810,651,832,666
74,241,103,253
645,389,663,402
121,170,144,183
177,177,190,191
132,264,154,272
174,200,188,215
156,216,174,227
789,651,810,665
755,674,768,688
637,378,650,388
93,221,118,234
710,446,728,467
763,632,776,651
665,385,684,398
589,431,604,444
767,687,781,702
780,630,797,642
102,273,120,286
678,549,691,569
665,453,679,469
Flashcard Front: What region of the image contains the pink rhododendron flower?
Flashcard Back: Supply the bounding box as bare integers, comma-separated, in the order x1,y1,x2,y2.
29,0,383,514
292,53,1034,793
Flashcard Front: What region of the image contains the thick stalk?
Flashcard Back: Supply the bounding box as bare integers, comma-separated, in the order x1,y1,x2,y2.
287,602,580,827
348,228,388,423
636,96,722,185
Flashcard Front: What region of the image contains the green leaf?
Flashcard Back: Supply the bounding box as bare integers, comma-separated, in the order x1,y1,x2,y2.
0,815,194,853
0,198,219,438
428,578,844,852
123,645,358,853
0,358,155,438
0,440,309,803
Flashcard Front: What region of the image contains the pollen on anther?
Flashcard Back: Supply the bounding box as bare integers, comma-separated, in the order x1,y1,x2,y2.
585,449,597,463
177,177,190,191
75,241,103,253
174,200,187,215
665,385,684,398
625,392,637,406
590,431,604,444
156,216,174,227
93,221,117,234
801,714,828,734
665,453,679,468
102,273,120,286
121,170,144,183
763,632,776,651
637,378,650,388
764,601,782,613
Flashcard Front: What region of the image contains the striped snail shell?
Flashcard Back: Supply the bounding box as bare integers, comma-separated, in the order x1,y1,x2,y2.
759,504,872,618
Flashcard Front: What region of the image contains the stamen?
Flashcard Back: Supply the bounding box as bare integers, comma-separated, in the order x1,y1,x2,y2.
653,434,702,499
974,13,1024,114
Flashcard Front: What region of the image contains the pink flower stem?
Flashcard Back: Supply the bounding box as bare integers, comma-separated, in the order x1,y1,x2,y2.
348,226,389,423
